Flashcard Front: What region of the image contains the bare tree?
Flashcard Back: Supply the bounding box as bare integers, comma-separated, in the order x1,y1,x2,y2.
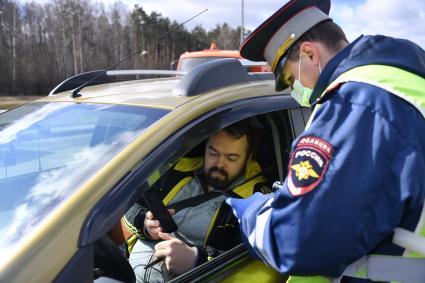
11,0,16,94
0,0,243,96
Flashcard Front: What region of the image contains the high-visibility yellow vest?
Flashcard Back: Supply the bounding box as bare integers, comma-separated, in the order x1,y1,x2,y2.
290,64,425,283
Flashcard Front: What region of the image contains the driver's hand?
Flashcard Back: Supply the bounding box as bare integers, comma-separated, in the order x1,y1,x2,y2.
154,232,198,275
144,209,175,240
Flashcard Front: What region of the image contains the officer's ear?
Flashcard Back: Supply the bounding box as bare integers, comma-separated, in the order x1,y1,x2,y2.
299,41,321,66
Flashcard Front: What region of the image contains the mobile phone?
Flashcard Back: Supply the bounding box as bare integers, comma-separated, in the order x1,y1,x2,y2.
142,187,178,233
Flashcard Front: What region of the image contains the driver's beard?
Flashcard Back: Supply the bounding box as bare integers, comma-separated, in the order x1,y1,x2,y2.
204,161,248,191
205,167,230,191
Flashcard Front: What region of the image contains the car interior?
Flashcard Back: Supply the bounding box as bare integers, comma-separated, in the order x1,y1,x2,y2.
91,107,311,283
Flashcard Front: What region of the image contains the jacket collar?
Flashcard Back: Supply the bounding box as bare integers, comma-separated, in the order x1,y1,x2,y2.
310,35,364,106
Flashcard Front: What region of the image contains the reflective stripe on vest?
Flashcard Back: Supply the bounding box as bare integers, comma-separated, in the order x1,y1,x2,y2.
334,255,425,283
302,64,425,283
326,64,425,118
306,64,425,129
326,64,425,246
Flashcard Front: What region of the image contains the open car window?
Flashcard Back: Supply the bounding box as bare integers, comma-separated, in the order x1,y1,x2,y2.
129,110,307,281
81,95,310,283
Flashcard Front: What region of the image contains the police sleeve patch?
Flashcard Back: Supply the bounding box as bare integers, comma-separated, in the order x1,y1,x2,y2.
287,136,333,197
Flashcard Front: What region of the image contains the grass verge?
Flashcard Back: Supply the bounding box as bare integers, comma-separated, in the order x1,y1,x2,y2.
0,96,45,110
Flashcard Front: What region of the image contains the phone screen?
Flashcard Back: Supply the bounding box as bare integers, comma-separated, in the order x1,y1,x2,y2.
142,187,178,233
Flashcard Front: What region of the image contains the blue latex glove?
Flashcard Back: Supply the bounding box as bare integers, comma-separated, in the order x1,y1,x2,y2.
225,192,268,221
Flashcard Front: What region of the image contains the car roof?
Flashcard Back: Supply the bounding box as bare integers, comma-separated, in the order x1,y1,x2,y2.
41,58,277,110
40,77,191,110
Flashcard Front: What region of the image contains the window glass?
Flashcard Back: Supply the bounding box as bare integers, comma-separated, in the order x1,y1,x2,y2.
0,102,168,260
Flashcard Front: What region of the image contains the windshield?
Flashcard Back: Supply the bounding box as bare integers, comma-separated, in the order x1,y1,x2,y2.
178,57,236,72
0,102,168,259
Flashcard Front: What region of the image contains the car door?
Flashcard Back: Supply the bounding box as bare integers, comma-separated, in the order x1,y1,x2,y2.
66,94,310,283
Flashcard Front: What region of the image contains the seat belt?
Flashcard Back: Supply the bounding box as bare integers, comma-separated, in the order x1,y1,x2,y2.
126,169,268,253
166,169,268,213
166,192,223,212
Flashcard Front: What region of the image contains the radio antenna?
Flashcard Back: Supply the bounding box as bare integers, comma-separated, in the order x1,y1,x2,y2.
71,8,208,98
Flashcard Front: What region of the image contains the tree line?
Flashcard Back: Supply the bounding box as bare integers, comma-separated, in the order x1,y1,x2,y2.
0,0,244,96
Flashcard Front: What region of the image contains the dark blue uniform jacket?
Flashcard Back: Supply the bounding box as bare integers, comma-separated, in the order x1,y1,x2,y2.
228,35,425,279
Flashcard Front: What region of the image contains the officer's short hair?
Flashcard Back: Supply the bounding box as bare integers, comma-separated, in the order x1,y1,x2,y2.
287,20,348,61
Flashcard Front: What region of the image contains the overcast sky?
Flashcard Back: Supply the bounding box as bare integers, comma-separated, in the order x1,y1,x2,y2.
24,0,425,48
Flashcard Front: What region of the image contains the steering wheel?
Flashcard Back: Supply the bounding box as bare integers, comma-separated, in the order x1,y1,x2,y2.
94,234,136,283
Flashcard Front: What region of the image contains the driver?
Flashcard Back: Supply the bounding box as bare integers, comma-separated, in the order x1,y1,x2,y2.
123,121,271,283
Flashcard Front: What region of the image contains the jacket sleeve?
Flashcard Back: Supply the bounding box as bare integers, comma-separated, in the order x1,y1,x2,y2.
123,201,150,239
227,83,425,277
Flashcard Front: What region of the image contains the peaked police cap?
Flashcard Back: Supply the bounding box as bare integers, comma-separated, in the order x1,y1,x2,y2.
240,0,331,91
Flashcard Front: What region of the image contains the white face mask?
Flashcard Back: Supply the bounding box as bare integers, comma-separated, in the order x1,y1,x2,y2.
290,52,321,107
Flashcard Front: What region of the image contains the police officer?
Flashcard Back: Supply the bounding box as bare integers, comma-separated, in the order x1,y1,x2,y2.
226,0,425,282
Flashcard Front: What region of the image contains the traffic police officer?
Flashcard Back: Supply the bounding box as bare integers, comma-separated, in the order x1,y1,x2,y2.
226,0,425,282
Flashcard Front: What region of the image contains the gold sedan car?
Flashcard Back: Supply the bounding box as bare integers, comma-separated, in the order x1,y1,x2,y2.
0,59,310,283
